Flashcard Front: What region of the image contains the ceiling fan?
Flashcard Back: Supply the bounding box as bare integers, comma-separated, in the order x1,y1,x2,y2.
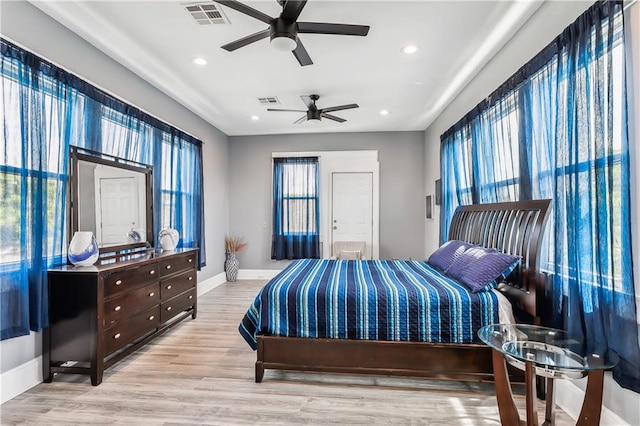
214,0,370,66
268,95,359,123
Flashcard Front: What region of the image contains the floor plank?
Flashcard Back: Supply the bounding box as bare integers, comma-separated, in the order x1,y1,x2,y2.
1,280,574,425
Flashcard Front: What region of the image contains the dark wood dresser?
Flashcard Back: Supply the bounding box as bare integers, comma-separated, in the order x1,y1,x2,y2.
43,248,198,385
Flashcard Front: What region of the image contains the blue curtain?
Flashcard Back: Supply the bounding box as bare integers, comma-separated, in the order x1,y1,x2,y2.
440,1,639,392
440,125,473,242
154,129,205,265
0,39,73,338
271,157,320,260
0,38,206,340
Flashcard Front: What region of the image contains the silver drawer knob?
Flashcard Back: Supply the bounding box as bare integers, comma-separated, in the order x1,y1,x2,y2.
188,277,193,281
115,279,122,286
166,265,171,270
188,295,193,299
166,306,172,311
149,292,155,297
166,285,172,290
114,306,121,312
148,315,155,321
114,333,121,339
149,270,155,275
188,259,193,263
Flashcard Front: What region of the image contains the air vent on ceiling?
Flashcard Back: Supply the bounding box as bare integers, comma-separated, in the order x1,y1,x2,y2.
258,97,281,105
183,2,229,25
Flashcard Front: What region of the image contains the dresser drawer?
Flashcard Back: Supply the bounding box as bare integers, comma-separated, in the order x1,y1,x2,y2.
104,263,159,298
160,270,196,300
159,253,196,277
104,283,160,328
160,288,196,323
104,305,160,356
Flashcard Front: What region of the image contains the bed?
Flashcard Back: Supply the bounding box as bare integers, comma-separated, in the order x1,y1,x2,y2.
239,200,552,383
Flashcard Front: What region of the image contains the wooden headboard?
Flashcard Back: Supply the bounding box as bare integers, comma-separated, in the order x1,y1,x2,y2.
448,199,552,325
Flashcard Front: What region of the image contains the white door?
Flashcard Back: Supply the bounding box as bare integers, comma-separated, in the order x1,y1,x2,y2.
332,172,373,259
97,177,139,244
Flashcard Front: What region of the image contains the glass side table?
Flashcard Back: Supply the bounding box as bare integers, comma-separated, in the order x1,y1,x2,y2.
478,324,619,426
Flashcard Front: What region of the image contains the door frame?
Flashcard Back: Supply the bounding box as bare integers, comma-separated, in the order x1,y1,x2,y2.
272,150,380,259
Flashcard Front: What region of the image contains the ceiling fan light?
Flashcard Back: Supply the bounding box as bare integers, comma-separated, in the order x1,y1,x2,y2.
271,35,297,52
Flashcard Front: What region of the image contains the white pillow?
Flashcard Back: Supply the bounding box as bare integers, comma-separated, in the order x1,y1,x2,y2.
338,250,361,260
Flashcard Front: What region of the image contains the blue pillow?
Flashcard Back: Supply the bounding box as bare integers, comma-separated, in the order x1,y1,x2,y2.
427,240,475,272
445,246,520,293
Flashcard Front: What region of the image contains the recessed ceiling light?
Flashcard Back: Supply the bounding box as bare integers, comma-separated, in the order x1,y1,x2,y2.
402,45,418,55
380,110,389,116
192,57,207,66
251,115,260,121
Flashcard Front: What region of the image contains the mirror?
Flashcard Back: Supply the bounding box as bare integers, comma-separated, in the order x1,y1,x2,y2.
69,146,154,252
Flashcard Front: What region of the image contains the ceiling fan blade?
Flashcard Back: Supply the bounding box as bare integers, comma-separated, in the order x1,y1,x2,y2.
281,0,307,22
292,40,313,66
321,103,359,113
294,115,307,124
321,113,346,123
297,22,370,36
267,108,306,112
214,1,273,24
221,29,270,51
300,95,314,109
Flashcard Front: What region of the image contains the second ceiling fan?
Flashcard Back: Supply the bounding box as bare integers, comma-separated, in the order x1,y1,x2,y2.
268,95,359,123
214,0,370,66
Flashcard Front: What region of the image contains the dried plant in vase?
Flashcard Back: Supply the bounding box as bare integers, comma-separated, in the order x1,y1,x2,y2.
225,235,248,254
224,235,247,282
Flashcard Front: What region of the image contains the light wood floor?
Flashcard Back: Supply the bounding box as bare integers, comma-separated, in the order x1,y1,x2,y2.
1,280,574,425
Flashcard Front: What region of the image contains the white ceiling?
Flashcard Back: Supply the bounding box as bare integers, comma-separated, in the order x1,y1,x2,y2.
30,0,545,137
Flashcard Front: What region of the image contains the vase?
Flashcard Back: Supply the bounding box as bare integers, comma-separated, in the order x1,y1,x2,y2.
68,231,99,267
159,228,179,251
225,252,239,282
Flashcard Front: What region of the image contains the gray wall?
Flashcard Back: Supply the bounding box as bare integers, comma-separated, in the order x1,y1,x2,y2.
228,132,425,270
1,1,229,374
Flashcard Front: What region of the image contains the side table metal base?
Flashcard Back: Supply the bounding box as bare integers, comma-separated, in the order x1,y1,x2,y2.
491,349,605,426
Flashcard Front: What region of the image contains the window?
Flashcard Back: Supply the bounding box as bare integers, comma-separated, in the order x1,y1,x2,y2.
271,157,320,260
440,1,640,392
280,162,318,234
0,38,205,340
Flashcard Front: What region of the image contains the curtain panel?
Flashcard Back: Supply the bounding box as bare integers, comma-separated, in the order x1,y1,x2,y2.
439,1,639,392
0,38,205,340
271,157,320,260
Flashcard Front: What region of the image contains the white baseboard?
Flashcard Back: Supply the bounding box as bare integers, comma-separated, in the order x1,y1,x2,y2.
237,269,280,280
0,355,42,405
198,270,279,295
556,380,628,425
197,272,227,296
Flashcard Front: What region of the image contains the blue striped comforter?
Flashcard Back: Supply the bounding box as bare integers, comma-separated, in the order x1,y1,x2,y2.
238,259,499,350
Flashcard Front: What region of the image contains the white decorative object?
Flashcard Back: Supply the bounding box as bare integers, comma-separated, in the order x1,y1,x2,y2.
159,228,179,251
68,231,99,267
127,228,145,243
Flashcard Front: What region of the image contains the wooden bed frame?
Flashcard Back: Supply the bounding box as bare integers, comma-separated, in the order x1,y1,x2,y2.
255,199,552,383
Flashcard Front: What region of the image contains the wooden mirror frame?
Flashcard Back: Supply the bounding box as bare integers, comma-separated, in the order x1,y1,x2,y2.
69,146,154,260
